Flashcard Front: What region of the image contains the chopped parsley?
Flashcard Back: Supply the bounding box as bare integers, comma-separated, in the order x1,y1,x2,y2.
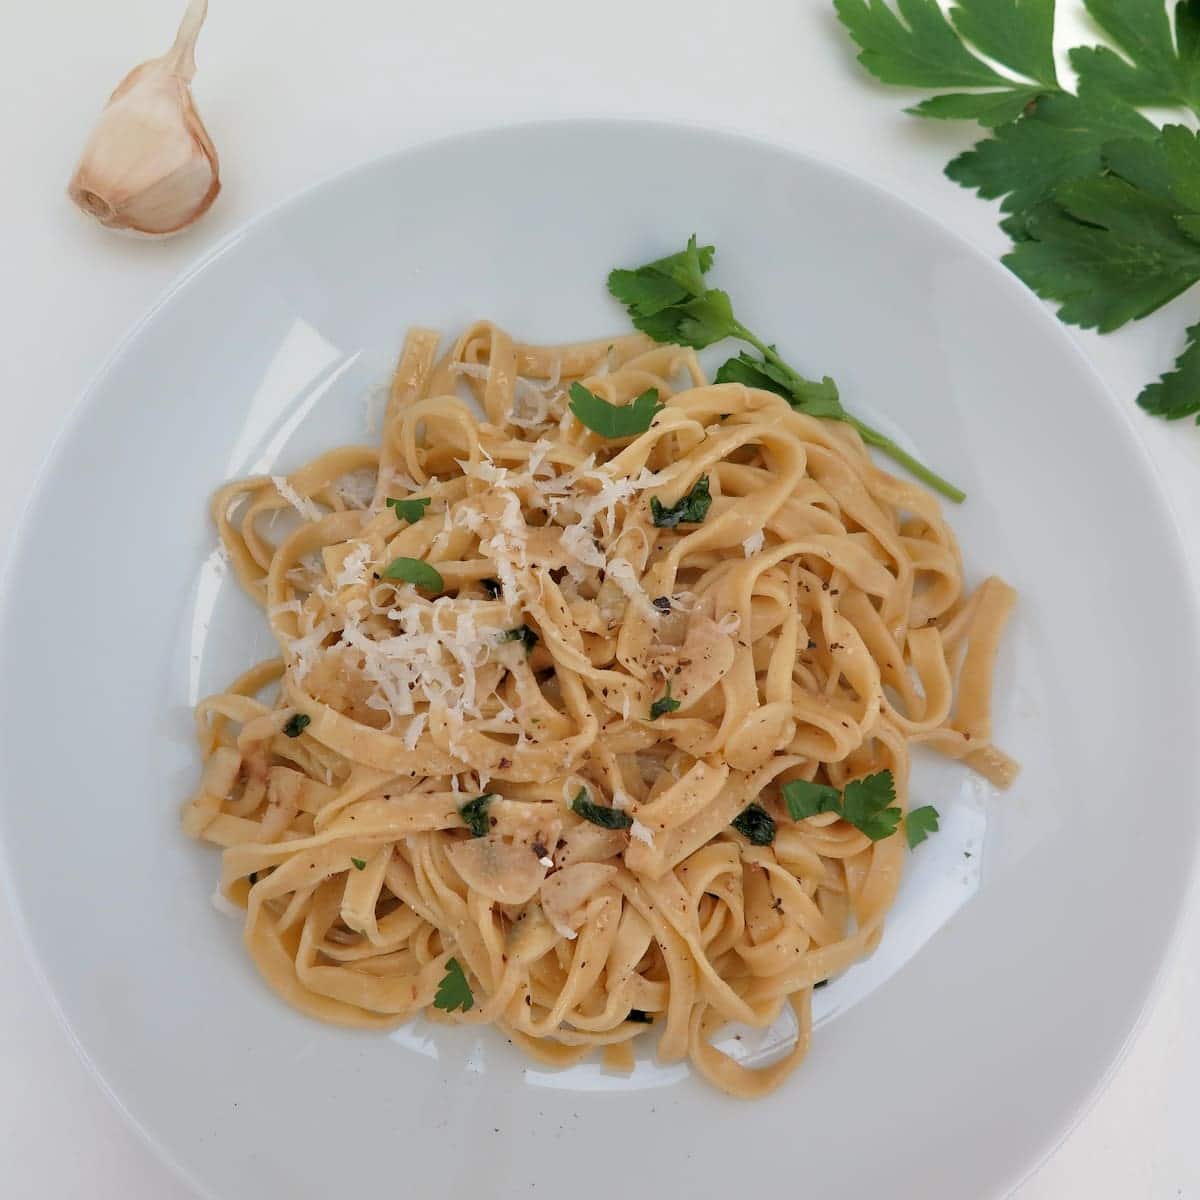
905,804,941,849
650,475,712,528
350,857,367,871
381,556,444,593
780,769,919,845
781,777,842,821
649,680,681,720
730,803,776,846
282,713,310,738
386,496,431,523
840,772,903,842
499,624,539,654
571,788,633,830
433,957,474,1013
568,381,664,438
459,793,495,838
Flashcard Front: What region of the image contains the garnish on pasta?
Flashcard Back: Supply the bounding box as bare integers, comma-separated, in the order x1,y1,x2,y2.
186,297,1016,1099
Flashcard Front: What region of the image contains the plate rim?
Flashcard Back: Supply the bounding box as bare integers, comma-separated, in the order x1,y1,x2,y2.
2,114,1199,1200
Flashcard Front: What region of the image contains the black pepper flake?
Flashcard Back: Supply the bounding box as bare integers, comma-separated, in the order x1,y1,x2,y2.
247,871,258,885
652,596,672,612
814,979,829,989
532,841,548,859
372,572,380,580
807,639,817,650
627,1009,654,1024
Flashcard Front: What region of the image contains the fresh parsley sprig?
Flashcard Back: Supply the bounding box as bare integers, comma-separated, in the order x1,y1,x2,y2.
781,769,939,847
382,556,445,593
650,475,712,528
569,382,664,437
571,787,634,830
835,0,1200,421
905,804,941,848
648,679,681,720
730,803,777,845
608,237,965,500
459,793,495,837
282,712,310,738
386,496,431,523
433,957,474,1013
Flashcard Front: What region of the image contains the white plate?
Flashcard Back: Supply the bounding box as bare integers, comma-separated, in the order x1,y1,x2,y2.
1,120,1197,1200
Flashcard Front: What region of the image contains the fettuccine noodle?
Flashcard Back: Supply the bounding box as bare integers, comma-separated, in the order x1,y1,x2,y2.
184,322,1016,1097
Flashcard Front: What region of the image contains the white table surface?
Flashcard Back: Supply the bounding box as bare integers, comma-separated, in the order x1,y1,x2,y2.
2,1,1198,1196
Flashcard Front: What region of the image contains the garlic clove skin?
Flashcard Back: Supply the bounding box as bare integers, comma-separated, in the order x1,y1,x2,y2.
68,0,219,237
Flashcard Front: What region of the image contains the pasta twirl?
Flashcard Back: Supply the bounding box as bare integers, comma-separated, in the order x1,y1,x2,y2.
184,322,1016,1098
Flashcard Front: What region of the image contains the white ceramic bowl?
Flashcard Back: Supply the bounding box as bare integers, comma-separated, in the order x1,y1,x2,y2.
1,120,1197,1200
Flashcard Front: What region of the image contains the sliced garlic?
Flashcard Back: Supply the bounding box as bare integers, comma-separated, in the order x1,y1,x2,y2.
68,0,219,236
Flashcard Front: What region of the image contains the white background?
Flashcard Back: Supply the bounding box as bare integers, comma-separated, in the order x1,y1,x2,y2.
1,1,1198,1195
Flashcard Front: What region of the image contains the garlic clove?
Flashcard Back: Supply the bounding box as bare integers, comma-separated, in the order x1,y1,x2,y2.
68,0,219,236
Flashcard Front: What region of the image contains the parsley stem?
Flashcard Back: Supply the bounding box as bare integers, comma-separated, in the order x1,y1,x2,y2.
845,417,966,503
732,324,965,503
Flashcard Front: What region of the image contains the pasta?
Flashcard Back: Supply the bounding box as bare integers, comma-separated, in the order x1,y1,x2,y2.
184,321,1016,1098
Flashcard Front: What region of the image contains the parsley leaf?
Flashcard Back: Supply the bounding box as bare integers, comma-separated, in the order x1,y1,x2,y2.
386,496,431,523
1005,175,1200,331
282,712,310,738
730,803,777,846
909,87,1044,127
433,957,474,1013
782,778,843,821
459,793,495,837
568,382,664,438
649,680,681,720
840,771,903,841
946,88,1157,222
499,624,539,654
834,0,1009,88
350,856,367,870
608,235,716,315
571,788,633,830
905,805,941,848
1138,321,1200,420
952,0,1059,88
835,0,1059,127
381,556,445,593
650,476,712,528
609,240,964,500
714,353,845,419
1070,0,1200,112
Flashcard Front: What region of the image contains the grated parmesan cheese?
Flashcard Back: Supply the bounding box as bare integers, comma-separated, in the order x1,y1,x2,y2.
333,469,377,510
333,541,371,589
403,712,427,750
271,476,322,522
742,531,765,557
630,820,655,848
